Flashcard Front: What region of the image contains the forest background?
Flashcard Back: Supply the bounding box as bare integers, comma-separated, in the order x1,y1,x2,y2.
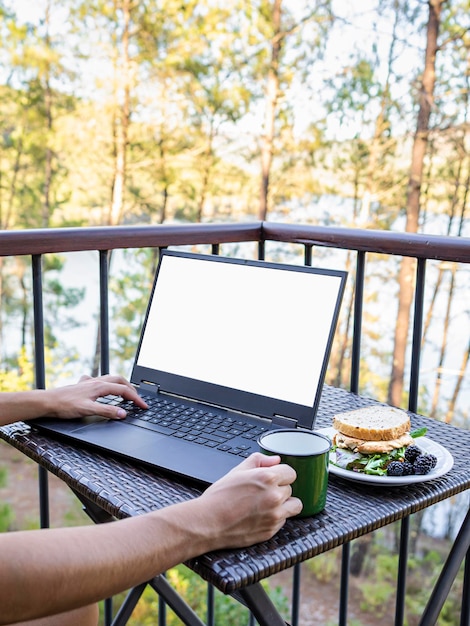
1,1,470,623
1,0,469,425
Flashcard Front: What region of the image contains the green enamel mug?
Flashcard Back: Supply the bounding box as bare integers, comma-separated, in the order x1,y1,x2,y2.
258,429,331,517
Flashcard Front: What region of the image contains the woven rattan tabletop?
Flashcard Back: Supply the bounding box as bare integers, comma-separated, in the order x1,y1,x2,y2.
1,385,469,594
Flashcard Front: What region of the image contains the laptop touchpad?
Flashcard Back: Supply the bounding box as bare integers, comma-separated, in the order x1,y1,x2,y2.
72,420,167,451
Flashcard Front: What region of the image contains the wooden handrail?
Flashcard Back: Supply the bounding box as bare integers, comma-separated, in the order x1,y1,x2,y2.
0,222,262,256
261,222,470,263
0,221,469,263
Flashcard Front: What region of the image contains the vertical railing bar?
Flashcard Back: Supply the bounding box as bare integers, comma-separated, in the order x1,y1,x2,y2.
460,551,470,625
32,254,50,530
395,515,410,626
99,250,110,375
37,470,50,529
159,576,167,626
32,255,46,388
350,251,365,394
338,542,350,626
110,583,147,625
104,598,114,626
339,251,365,624
211,243,220,255
419,507,470,625
304,243,313,267
158,596,166,626
255,237,264,625
408,257,426,414
207,584,215,626
100,249,112,624
160,246,168,626
157,245,168,626
291,563,301,626
399,258,425,626
398,259,424,624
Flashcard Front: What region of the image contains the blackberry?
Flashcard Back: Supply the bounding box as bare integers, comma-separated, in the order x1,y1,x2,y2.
404,445,422,464
401,461,414,476
387,461,405,476
413,454,438,475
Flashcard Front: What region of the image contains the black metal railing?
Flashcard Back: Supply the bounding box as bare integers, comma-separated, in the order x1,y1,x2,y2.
1,220,469,626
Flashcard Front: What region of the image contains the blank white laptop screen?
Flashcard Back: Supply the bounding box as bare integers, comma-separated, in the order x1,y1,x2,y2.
136,254,344,408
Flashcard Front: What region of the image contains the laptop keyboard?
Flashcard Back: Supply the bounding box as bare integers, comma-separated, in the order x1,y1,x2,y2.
97,394,269,458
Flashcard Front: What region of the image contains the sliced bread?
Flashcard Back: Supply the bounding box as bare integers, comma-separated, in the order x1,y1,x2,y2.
332,405,411,442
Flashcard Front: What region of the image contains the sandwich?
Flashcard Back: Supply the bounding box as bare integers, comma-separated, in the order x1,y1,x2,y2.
332,405,413,454
330,405,436,476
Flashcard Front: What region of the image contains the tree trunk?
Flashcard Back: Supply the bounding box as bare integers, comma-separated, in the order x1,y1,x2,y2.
446,339,470,423
42,0,53,228
361,1,399,222
0,259,4,358
196,167,209,223
196,113,218,222
408,510,426,556
258,0,282,221
422,149,465,349
330,250,353,388
94,0,132,372
430,264,456,416
445,159,469,422
109,0,131,226
3,136,23,231
350,534,374,577
157,135,169,224
388,0,443,407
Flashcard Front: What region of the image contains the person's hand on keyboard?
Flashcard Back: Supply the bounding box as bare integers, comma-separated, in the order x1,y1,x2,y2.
0,374,148,426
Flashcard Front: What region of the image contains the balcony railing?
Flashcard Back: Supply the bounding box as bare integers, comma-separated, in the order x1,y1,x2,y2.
1,220,470,626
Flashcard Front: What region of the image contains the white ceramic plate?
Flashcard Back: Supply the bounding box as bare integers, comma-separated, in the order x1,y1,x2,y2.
316,427,454,486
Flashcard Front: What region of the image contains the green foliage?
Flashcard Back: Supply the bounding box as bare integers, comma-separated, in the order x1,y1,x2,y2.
61,494,93,528
286,522,464,625
0,466,6,488
0,464,14,531
306,548,341,583
359,575,395,616
0,346,34,392
0,250,86,386
349,530,466,625
0,502,14,532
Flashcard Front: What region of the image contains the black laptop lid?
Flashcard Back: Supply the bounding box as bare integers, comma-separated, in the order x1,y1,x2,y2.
131,250,347,428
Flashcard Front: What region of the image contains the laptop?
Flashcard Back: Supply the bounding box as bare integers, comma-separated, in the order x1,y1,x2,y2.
34,250,347,484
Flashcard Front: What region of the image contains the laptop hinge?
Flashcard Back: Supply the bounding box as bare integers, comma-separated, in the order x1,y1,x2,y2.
139,381,160,394
272,414,298,428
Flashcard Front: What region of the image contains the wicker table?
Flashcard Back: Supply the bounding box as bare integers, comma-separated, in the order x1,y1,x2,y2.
2,385,470,626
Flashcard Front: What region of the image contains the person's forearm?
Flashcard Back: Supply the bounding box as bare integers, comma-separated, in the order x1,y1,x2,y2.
0,453,300,623
0,390,54,426
0,500,210,624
